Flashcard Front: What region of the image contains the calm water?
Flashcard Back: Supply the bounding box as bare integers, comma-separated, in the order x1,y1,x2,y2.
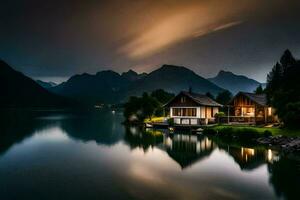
0,110,299,200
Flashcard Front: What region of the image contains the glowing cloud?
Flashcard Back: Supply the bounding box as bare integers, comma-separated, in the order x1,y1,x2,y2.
119,2,245,60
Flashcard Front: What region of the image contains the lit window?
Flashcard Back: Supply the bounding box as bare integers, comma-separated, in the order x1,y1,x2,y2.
268,107,272,116
181,97,186,103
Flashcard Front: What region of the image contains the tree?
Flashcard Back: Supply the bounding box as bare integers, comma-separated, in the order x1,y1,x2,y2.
150,89,175,104
254,85,264,94
141,93,159,120
124,92,160,123
205,92,215,100
216,90,232,105
280,49,296,73
266,50,300,128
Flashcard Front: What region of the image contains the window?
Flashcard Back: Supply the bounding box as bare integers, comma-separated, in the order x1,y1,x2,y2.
172,108,196,116
173,108,181,116
268,107,272,116
206,107,212,118
180,97,186,103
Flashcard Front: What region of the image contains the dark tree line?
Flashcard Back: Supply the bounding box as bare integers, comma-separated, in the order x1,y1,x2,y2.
124,89,174,123
266,50,300,128
206,90,233,105
254,84,264,94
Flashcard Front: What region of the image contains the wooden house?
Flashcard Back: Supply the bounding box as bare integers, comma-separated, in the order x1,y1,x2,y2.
227,92,277,124
164,91,223,125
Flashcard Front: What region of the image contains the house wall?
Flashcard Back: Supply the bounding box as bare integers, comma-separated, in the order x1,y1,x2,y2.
170,107,200,118
232,94,255,107
228,93,276,124
170,106,219,125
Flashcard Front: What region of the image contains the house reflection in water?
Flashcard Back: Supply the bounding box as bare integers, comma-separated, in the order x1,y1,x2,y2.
219,145,279,170
124,127,281,171
163,134,215,169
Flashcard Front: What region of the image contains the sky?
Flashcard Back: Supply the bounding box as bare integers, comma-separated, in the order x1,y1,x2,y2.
1,0,300,83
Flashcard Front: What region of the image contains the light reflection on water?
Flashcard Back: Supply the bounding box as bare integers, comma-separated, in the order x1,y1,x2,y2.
0,111,299,200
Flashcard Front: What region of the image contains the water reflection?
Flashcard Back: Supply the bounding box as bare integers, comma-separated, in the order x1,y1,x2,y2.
0,111,299,200
218,145,279,171
163,134,215,169
123,126,164,152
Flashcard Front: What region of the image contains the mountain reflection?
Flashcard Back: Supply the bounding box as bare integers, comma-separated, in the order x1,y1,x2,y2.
59,111,125,146
0,111,50,155
0,111,299,200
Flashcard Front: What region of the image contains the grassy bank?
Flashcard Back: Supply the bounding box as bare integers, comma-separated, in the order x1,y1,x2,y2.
144,117,165,123
207,125,300,137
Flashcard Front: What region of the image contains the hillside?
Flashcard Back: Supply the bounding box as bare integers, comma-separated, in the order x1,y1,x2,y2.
36,80,57,89
51,70,130,104
51,65,224,104
0,60,72,108
208,70,262,94
125,65,224,98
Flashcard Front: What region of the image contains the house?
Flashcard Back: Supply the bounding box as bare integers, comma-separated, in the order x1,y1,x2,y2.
164,91,223,125
227,92,277,124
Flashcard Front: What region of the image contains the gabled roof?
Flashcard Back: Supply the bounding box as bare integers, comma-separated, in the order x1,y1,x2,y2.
229,92,267,106
164,91,223,107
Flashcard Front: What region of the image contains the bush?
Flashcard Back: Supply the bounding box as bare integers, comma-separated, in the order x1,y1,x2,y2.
263,130,272,137
216,127,261,141
167,118,174,126
214,112,225,118
236,128,260,140
218,127,234,137
203,128,217,135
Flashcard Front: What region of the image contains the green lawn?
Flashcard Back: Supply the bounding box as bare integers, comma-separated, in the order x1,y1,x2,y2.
210,125,300,137
144,117,165,123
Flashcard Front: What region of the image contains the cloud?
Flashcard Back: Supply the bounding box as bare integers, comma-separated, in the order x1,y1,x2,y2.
119,2,245,60
212,21,243,32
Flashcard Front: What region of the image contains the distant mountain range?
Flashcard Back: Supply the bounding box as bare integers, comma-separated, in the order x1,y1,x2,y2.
125,65,224,97
0,59,265,107
0,60,73,108
208,70,264,94
50,65,225,104
36,80,57,89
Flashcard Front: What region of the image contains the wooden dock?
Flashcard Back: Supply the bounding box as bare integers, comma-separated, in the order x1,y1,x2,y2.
149,122,213,131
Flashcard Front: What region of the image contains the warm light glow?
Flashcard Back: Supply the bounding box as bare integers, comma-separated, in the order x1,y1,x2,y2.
267,149,272,162
268,107,272,116
119,1,248,59
241,147,255,161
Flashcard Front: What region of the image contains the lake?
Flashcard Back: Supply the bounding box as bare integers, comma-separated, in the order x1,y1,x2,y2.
0,110,299,200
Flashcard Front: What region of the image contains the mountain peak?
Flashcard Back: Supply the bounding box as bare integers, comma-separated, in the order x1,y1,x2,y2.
0,59,71,107
96,70,120,76
160,64,189,71
122,69,138,76
217,70,234,76
121,69,145,81
209,70,261,94
156,64,194,75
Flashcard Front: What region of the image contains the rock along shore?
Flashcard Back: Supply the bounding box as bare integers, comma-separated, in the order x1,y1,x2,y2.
257,136,300,153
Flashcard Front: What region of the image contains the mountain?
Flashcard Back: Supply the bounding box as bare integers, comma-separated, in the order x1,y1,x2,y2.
0,60,72,108
125,65,224,97
208,70,262,94
51,65,224,104
50,70,130,104
121,70,147,81
36,80,57,89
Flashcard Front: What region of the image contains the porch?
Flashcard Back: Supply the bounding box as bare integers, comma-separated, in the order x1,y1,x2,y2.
173,117,216,125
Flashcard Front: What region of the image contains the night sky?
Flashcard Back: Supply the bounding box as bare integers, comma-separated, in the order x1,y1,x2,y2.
1,0,300,83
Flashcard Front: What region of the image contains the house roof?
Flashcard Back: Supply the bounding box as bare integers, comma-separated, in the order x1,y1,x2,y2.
164,91,223,107
230,92,267,106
